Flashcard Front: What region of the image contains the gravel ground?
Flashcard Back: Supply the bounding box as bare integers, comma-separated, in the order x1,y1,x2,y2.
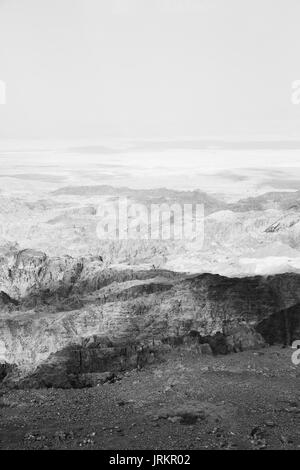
0,346,300,450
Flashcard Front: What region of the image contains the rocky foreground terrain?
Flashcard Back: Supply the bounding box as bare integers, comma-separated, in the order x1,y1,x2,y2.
0,247,300,449
0,347,300,450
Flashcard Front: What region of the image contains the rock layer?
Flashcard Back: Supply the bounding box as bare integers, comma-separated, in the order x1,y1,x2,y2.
0,249,300,387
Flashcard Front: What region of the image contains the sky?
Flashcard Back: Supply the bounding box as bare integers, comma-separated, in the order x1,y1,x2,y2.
0,0,300,141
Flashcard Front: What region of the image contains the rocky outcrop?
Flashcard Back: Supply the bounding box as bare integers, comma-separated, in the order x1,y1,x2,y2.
0,248,87,300
0,249,300,388
0,246,180,307
256,303,300,346
0,291,18,307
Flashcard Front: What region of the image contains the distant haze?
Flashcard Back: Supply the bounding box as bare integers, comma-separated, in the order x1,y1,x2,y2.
0,0,300,140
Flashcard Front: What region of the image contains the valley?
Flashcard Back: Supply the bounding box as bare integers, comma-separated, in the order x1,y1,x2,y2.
1,147,300,450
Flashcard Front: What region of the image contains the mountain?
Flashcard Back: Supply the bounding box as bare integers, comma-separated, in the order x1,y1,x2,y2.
2,187,300,276
230,190,300,212
0,249,300,389
52,185,226,214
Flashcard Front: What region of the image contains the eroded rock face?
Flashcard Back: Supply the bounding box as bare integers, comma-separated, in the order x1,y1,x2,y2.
0,248,300,387
0,248,87,300
256,303,300,346
0,246,179,308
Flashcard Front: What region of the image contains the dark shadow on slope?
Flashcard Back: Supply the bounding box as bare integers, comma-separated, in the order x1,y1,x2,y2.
256,303,300,346
11,337,161,389
18,269,181,312
0,363,16,382
0,291,19,307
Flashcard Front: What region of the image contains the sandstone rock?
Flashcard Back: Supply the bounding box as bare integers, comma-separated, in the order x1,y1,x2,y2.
1,249,300,387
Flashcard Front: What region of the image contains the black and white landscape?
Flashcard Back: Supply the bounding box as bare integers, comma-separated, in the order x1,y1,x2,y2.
1,0,300,453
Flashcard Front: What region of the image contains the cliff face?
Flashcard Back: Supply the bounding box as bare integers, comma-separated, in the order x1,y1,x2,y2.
0,248,300,388
0,248,94,300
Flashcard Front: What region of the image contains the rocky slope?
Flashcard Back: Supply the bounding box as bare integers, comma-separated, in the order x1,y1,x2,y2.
1,346,299,450
0,248,300,388
1,187,300,275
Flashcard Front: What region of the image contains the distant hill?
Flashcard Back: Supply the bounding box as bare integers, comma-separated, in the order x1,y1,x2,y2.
52,185,226,214
229,191,300,212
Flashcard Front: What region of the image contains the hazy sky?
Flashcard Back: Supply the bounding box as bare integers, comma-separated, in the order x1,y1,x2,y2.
0,0,300,140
